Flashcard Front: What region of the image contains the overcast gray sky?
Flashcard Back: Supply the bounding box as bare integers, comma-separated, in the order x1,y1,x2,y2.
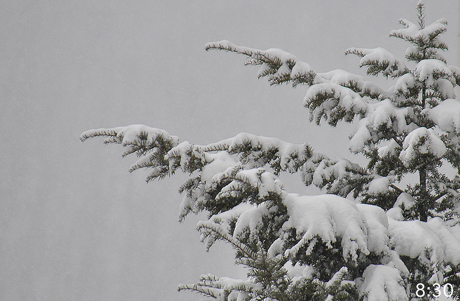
0,1,457,300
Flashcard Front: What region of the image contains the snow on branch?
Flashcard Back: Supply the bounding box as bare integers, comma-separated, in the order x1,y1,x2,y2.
197,218,259,258
449,65,460,86
84,126,370,224
178,273,257,300
359,265,408,301
196,195,394,300
277,193,390,262
196,219,293,301
303,154,370,198
207,41,397,129
389,6,449,64
204,132,313,174
205,40,312,86
304,82,368,126
81,125,182,181
388,216,460,267
349,99,415,153
345,47,409,78
325,267,349,289
318,69,388,98
429,99,460,133
399,127,447,168
414,59,456,99
205,40,386,99
80,124,180,147
390,17,448,52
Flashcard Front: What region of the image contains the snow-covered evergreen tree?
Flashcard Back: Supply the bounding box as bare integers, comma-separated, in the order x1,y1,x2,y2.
81,4,460,300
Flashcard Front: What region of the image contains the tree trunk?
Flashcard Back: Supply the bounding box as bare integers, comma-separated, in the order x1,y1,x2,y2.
419,167,428,222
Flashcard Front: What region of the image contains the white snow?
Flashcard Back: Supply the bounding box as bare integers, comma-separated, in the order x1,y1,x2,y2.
388,217,460,266
319,69,363,86
429,99,460,132
435,79,456,99
393,73,416,94
356,204,390,254
349,119,372,153
304,82,367,121
208,202,254,232
326,266,348,288
350,99,414,152
415,60,455,98
177,151,239,219
312,158,355,186
264,48,297,64
386,207,404,221
284,261,314,283
196,193,387,265
390,17,448,53
318,69,386,96
256,62,272,78
233,202,270,239
382,250,410,276
206,40,302,87
209,276,259,301
375,99,413,133
291,61,315,83
415,60,452,83
281,193,372,261
203,152,239,187
399,127,447,165
166,141,205,172
117,124,179,146
386,194,416,222
378,139,400,157
205,132,310,173
80,124,180,146
359,265,408,301
367,177,390,194
205,40,254,57
393,193,415,209
346,47,408,78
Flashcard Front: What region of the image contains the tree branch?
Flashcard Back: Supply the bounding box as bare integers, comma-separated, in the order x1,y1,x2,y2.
390,184,404,194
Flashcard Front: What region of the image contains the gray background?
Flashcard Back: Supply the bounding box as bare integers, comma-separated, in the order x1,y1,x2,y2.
0,1,457,300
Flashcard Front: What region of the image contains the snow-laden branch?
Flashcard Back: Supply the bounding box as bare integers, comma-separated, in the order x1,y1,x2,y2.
390,17,448,54
206,40,386,91
178,273,257,300
388,215,460,267
80,124,180,147
359,265,408,301
430,99,460,133
81,125,395,218
81,123,460,300
204,132,313,174
205,40,311,87
345,47,409,78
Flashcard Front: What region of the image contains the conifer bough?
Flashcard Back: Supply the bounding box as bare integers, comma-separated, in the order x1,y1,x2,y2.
81,3,460,300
